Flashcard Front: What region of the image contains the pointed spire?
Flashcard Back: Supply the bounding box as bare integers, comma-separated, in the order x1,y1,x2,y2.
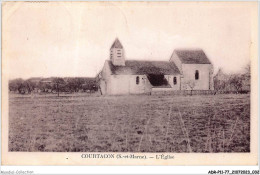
111,38,123,49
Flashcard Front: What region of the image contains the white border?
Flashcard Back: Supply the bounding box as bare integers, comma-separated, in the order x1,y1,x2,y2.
0,0,259,174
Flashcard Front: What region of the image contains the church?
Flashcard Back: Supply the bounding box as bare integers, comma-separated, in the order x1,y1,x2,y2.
98,38,214,95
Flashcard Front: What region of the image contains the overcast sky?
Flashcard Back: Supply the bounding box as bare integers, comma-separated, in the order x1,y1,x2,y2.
3,2,256,79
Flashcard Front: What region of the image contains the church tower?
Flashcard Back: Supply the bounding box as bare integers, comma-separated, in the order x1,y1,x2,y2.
110,38,125,66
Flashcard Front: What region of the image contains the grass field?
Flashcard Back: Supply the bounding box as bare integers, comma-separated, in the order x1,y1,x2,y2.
9,93,250,152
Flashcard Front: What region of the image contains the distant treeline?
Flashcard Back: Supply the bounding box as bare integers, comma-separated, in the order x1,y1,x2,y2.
9,77,98,94
9,64,250,95
213,64,250,93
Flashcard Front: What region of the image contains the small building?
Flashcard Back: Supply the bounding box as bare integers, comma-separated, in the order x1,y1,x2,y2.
99,38,214,95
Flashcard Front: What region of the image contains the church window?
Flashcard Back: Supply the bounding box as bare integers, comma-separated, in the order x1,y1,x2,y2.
195,70,199,80
173,77,177,85
136,76,139,85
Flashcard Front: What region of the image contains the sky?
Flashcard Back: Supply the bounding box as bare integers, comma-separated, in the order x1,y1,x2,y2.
3,2,257,79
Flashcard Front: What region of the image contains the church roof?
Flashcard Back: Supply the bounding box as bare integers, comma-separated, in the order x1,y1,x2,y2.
110,38,123,49
108,60,180,75
174,49,211,64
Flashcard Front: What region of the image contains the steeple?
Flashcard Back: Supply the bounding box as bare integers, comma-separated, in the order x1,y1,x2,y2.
110,38,125,66
111,38,123,49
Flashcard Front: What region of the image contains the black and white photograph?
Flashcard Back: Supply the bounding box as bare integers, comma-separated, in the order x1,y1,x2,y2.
1,1,258,166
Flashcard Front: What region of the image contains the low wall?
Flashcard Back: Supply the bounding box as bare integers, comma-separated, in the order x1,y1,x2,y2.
215,90,250,94
151,88,173,92
151,90,216,96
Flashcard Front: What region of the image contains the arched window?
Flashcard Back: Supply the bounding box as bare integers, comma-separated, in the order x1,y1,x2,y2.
173,77,177,85
136,76,139,85
195,70,199,80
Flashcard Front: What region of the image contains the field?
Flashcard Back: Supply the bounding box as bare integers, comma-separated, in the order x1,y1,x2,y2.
9,93,250,152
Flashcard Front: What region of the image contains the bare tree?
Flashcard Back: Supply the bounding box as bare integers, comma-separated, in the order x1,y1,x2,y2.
244,63,250,79
214,65,250,93
186,80,196,96
229,75,243,93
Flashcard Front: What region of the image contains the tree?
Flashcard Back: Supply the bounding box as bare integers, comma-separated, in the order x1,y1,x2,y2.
15,80,35,94
24,80,36,93
213,78,223,91
67,78,85,92
186,80,196,96
74,78,85,92
18,83,27,94
9,78,24,92
244,63,250,80
213,68,230,92
242,63,250,91
229,75,243,93
38,82,52,93
52,78,65,97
